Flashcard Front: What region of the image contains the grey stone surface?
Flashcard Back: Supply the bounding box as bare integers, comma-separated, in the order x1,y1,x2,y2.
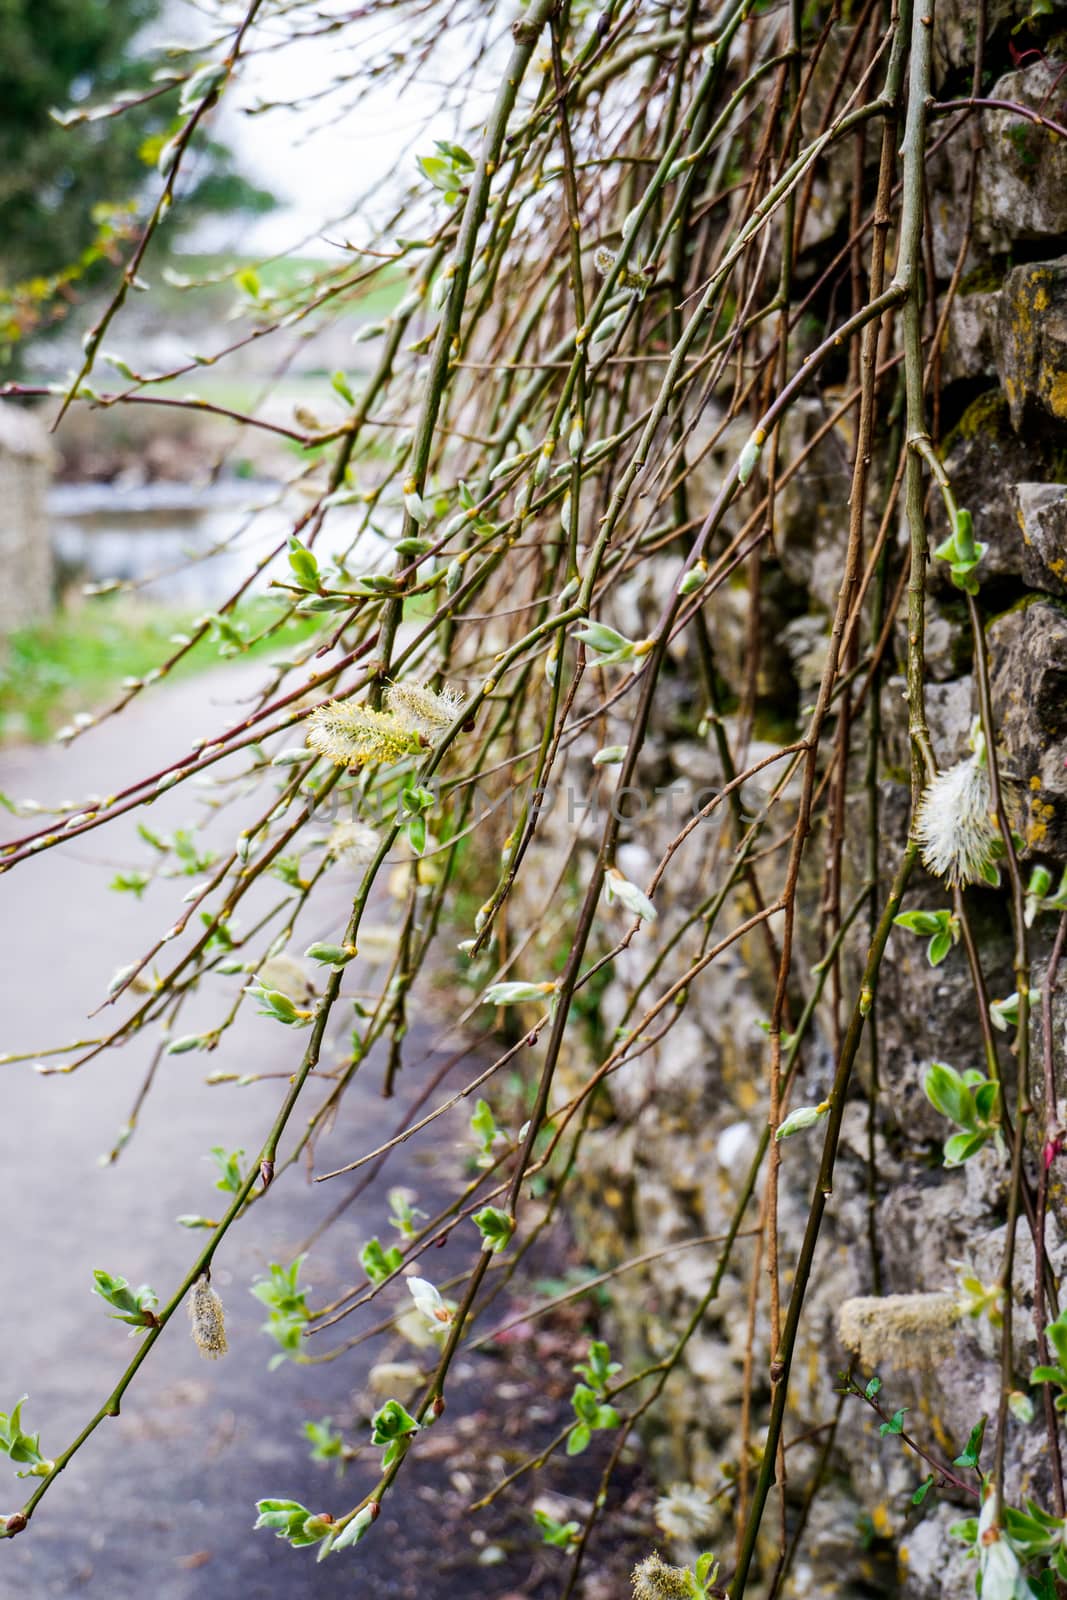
977,62,1067,247
988,597,1067,857
995,256,1067,436
1008,481,1067,597
0,403,54,632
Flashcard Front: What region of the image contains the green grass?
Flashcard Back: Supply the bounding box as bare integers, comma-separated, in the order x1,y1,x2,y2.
0,598,320,743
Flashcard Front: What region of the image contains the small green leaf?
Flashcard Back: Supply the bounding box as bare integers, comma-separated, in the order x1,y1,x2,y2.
943,1130,991,1167
287,536,320,592
952,1416,986,1469
533,1510,580,1547
879,1408,907,1436
331,371,355,407
473,1205,514,1253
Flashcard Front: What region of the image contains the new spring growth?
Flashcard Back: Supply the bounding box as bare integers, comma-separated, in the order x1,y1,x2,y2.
572,621,648,665
0,1399,54,1480
893,906,960,967
677,559,708,597
605,867,658,923
632,1552,720,1600
406,1277,454,1329
775,1100,830,1140
325,819,380,870
188,1274,228,1360
737,428,765,487
385,680,465,736
914,723,999,888
482,978,558,1007
402,477,428,525
1025,862,1067,927
934,504,986,594
923,1059,1003,1166
593,245,652,297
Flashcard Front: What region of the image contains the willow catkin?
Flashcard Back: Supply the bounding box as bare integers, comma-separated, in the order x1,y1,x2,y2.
632,1553,695,1600
836,1292,961,1371
188,1274,228,1360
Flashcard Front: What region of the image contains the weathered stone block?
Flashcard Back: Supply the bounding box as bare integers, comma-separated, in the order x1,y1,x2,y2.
941,392,1044,578
940,287,1000,383
977,61,1067,246
995,257,1067,435
988,597,1067,856
0,404,54,633
1008,482,1067,596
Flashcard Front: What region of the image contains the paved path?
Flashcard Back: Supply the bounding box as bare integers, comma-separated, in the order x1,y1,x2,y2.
0,668,495,1599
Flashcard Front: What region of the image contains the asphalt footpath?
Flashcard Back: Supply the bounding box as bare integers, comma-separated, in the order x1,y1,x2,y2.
0,666,498,1599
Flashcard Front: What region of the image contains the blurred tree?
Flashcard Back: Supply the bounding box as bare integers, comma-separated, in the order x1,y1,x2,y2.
0,0,273,350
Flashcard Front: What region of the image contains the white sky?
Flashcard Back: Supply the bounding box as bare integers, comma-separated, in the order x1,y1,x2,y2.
157,1,503,257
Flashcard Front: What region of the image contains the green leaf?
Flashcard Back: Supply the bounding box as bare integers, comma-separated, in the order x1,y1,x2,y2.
92,1269,157,1328
1030,1364,1067,1387
695,1553,720,1587
110,869,151,898
209,1146,245,1194
235,266,261,300
923,1062,975,1130
565,1422,591,1455
0,1398,47,1473
287,536,320,592
305,942,355,966
893,909,948,937
360,1237,403,1284
331,371,355,407
912,1475,935,1505
864,1376,882,1399
574,1339,622,1393
776,1103,828,1140
533,1510,580,1547
972,1080,1000,1126
943,1130,991,1167
407,812,427,855
304,1418,345,1463
470,1098,497,1162
571,1384,601,1425
473,1205,514,1253
953,1416,986,1469
1045,1308,1067,1370
879,1408,906,1436
927,929,953,966
369,1399,419,1450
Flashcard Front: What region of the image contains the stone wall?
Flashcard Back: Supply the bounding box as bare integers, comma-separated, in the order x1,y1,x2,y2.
510,24,1067,1600
0,404,53,632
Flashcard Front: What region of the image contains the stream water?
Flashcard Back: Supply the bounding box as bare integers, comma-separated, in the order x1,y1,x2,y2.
47,479,391,607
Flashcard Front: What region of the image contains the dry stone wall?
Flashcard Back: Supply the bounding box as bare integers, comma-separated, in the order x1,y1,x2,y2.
511,20,1067,1599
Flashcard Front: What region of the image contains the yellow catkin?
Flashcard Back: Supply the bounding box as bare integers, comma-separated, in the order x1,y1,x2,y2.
189,1274,228,1360
306,701,421,767
385,680,465,736
325,819,380,869
632,1554,695,1600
